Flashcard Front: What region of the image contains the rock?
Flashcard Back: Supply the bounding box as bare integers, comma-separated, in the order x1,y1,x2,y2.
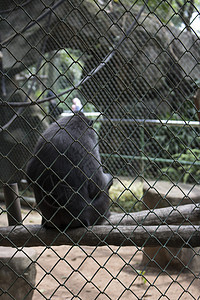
141,181,200,272
0,247,37,300
143,180,200,209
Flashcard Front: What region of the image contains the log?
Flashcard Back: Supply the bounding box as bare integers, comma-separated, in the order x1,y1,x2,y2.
107,203,200,226
1,195,199,224
3,183,22,226
0,192,35,208
0,224,199,248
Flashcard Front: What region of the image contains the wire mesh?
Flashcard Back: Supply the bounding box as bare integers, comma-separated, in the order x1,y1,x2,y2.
0,0,200,299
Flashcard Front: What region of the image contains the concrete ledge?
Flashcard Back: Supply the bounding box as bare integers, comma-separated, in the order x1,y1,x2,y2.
0,247,37,300
142,181,200,271
143,180,200,208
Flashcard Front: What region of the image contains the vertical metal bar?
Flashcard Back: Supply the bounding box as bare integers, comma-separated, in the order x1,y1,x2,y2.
4,183,22,226
140,125,145,179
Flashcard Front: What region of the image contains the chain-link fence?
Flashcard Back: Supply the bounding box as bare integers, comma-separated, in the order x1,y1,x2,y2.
0,0,200,299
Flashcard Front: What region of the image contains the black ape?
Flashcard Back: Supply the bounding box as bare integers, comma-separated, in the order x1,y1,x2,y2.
26,112,112,229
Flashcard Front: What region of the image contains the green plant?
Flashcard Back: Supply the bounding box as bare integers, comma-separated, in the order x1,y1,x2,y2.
144,107,200,183
136,269,147,285
55,48,84,109
161,148,200,183
109,179,143,213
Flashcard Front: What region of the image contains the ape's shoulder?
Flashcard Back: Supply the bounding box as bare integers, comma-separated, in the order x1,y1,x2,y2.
45,113,93,135
35,112,96,152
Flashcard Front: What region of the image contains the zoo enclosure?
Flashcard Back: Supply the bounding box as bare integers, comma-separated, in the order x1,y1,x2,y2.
0,0,200,299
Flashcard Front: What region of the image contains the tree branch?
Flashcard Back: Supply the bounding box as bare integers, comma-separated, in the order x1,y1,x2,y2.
0,224,199,248
176,0,194,31
1,203,199,248
107,203,200,226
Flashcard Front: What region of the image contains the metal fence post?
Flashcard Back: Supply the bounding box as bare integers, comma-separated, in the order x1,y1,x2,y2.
4,183,22,226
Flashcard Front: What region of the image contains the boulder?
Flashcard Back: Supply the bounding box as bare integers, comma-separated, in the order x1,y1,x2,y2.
141,181,200,271
0,247,37,300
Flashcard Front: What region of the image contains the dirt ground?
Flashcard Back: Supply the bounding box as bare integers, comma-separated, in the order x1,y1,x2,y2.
1,205,200,299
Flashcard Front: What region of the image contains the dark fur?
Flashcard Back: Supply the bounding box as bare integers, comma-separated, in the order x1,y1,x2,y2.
26,113,113,229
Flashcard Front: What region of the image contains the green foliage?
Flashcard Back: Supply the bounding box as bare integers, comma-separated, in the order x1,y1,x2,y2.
51,49,100,114
146,124,200,165
144,103,200,183
162,149,200,183
109,179,143,212
136,270,147,285
55,48,84,110
19,48,85,113
136,0,199,28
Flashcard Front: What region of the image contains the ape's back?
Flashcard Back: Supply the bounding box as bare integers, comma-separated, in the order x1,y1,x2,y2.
27,113,101,184
26,113,112,229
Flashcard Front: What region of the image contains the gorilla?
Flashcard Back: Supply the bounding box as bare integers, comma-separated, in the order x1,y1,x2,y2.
26,112,113,229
